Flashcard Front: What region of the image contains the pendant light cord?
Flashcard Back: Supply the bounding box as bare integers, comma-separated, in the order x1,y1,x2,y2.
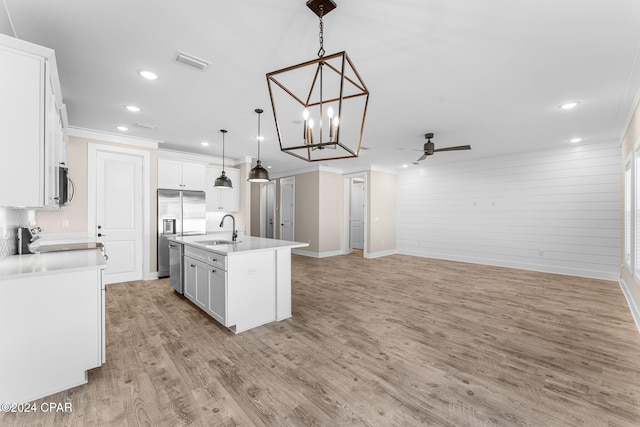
257,112,261,160
220,129,227,171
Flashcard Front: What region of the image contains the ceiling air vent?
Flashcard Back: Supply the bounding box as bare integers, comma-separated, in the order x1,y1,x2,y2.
175,51,211,71
135,122,157,130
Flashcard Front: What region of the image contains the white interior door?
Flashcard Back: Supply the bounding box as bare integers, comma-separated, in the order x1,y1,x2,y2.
96,151,143,284
266,182,275,239
280,178,294,241
350,180,365,249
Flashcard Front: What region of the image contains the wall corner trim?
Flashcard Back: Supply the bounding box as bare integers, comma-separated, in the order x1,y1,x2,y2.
619,276,640,335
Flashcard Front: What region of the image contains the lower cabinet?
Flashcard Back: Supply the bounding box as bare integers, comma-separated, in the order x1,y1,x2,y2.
0,267,104,403
208,267,227,325
183,251,228,326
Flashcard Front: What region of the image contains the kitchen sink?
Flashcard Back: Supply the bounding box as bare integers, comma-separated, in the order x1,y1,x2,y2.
195,240,240,245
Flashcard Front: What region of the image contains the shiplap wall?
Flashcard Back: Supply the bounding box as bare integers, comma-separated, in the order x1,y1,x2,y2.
397,141,620,280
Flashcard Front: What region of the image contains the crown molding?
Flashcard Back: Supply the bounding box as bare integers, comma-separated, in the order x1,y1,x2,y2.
67,126,161,149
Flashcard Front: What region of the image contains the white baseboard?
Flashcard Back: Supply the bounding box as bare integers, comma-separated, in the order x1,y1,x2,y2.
145,272,159,281
619,277,640,335
292,249,343,258
364,249,398,259
397,249,618,281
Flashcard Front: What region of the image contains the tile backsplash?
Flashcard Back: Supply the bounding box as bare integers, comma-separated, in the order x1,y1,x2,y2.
0,207,35,259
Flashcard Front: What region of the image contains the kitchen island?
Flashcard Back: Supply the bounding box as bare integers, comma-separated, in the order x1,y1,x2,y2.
169,235,307,333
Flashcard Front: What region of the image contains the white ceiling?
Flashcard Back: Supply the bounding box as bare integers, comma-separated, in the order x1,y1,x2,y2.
3,0,640,174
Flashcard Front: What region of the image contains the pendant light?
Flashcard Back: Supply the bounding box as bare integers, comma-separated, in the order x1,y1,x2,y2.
266,0,369,162
214,129,233,189
248,108,271,182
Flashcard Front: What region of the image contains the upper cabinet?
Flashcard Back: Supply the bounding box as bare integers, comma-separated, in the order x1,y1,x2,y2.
158,158,206,191
0,34,67,209
205,167,240,212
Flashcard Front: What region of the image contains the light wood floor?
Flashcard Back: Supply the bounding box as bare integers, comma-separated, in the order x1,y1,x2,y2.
3,253,640,426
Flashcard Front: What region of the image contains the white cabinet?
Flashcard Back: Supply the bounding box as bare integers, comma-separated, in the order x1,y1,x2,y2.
184,257,197,301
183,246,229,325
0,267,104,403
206,167,240,212
0,34,67,209
158,158,206,191
208,267,227,325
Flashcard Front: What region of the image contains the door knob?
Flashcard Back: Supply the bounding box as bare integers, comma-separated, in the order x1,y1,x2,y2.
98,233,106,237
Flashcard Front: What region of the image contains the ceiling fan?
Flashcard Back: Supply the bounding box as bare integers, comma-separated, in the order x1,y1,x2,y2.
413,133,471,164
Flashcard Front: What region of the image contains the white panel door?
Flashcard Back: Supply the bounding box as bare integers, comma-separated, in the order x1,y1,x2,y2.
280,177,295,241
96,151,143,284
350,180,365,249
266,182,276,239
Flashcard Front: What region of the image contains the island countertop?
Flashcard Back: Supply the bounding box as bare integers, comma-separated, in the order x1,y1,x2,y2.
169,234,308,255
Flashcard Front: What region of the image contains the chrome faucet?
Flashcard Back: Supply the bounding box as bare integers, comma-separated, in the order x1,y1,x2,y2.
219,214,238,242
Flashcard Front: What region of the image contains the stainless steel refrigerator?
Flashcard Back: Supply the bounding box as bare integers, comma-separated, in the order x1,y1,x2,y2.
157,190,206,279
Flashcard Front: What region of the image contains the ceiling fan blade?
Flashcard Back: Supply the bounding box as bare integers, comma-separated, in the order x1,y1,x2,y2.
416,153,428,162
433,145,471,152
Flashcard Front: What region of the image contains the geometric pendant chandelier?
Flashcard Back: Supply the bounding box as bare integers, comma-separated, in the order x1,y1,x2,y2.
266,0,369,162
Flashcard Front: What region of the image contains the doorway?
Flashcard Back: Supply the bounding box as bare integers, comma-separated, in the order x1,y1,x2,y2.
343,173,367,256
280,177,295,241
260,181,276,238
350,178,365,250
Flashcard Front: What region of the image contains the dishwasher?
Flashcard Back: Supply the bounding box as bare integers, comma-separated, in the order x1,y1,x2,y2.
168,242,183,294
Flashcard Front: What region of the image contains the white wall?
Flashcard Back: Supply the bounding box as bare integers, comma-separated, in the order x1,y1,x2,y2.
397,141,620,280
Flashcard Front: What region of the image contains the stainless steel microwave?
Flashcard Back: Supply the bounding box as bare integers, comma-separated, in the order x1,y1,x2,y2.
57,166,75,207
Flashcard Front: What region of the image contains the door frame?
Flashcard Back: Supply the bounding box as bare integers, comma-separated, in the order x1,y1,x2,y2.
342,172,368,256
87,143,152,281
279,177,295,241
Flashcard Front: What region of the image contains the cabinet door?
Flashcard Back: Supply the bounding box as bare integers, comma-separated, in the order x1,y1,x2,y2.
158,158,183,190
0,44,45,207
43,73,59,208
208,268,227,325
183,257,197,301
206,167,240,212
181,162,206,191
205,167,221,211
219,168,240,212
194,260,209,311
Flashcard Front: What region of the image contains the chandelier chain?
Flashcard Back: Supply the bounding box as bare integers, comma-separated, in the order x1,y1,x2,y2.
317,4,325,57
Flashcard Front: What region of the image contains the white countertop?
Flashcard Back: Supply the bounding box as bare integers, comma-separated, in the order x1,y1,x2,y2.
170,234,308,255
0,249,107,280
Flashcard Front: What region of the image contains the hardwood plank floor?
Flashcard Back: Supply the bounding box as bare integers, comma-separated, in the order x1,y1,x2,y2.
2,253,640,426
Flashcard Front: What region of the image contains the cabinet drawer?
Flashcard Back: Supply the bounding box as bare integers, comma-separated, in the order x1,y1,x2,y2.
184,245,226,270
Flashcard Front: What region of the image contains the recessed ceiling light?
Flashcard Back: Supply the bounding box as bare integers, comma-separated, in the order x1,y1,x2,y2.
402,164,409,168
267,165,272,169
569,137,582,143
125,105,141,112
138,70,158,80
201,142,209,146
116,126,128,131
560,102,579,110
